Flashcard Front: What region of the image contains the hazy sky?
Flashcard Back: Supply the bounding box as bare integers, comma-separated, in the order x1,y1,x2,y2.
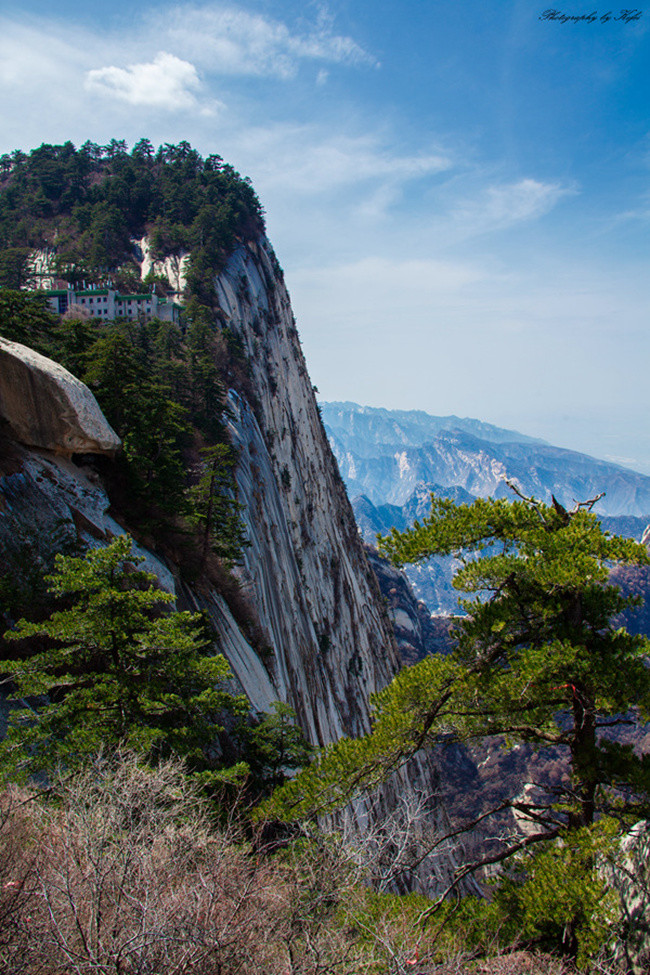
1,1,648,469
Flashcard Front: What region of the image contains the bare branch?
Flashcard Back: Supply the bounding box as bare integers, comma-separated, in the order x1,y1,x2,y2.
569,492,606,514
502,478,548,524
417,826,561,925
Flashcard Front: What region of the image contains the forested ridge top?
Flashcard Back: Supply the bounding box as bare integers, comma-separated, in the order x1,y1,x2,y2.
0,141,270,619
0,139,264,309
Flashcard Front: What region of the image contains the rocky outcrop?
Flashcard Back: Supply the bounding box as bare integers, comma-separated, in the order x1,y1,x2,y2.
0,443,171,590
136,236,188,297
364,545,454,664
0,338,120,455
0,235,459,894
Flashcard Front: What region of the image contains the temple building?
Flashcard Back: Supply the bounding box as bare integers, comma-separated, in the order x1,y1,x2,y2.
42,286,181,323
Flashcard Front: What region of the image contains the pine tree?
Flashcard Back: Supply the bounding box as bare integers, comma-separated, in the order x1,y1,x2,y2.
0,535,246,781
263,489,650,839
185,444,249,567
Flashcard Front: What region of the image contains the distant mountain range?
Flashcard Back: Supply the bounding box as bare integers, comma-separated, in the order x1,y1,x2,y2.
321,402,650,613
321,401,650,519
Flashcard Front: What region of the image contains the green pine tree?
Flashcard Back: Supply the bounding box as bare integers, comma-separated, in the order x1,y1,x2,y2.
0,535,247,782
263,488,650,836
185,444,249,567
260,488,650,960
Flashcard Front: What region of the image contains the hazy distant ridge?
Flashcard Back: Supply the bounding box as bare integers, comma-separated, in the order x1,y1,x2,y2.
321,402,650,519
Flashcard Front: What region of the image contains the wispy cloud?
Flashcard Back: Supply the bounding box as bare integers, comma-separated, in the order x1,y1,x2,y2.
292,256,487,295
161,4,377,78
0,20,84,89
85,52,203,110
231,126,450,195
452,178,576,233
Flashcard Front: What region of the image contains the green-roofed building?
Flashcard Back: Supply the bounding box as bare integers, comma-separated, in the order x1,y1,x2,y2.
42,286,181,324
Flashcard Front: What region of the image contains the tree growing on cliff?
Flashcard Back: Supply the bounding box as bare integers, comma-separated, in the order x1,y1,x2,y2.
185,444,249,567
0,535,247,782
261,488,650,955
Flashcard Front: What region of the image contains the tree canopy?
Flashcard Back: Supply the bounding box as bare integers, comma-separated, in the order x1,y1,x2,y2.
0,535,247,782
0,140,264,307
263,488,650,836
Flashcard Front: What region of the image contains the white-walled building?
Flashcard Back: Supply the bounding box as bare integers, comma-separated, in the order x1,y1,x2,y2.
43,287,181,323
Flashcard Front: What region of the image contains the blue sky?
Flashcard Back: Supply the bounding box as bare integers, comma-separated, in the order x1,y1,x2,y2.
1,1,648,469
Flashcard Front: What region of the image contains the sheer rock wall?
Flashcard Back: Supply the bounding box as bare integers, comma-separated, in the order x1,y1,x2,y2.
209,238,400,744
0,235,458,893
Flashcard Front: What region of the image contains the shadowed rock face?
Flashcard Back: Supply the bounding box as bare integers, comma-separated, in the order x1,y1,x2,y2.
0,338,120,455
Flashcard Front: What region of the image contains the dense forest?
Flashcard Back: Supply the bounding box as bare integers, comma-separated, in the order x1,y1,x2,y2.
0,139,264,307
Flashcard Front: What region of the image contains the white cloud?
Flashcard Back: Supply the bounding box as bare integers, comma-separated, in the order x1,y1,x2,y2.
161,5,377,78
85,52,202,110
453,178,576,233
231,126,450,195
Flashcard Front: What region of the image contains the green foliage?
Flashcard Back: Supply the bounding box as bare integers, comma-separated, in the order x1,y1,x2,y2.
185,444,249,566
83,327,192,515
0,521,81,632
0,142,262,544
0,247,31,288
0,288,58,346
379,493,650,825
236,702,313,796
185,312,229,436
262,491,650,960
0,140,264,306
490,819,621,966
0,535,247,781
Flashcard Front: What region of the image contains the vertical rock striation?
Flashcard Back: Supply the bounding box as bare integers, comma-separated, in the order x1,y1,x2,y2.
209,237,400,745
0,234,458,892
205,238,460,895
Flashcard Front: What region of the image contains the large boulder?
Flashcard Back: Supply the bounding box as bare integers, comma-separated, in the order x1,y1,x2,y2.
0,337,120,455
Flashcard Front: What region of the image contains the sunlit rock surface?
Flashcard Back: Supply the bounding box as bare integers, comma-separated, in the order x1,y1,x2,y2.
212,239,400,744
0,236,458,893
0,338,120,455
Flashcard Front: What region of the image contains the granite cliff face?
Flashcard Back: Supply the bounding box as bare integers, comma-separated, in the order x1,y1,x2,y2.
187,238,403,746
0,236,457,891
